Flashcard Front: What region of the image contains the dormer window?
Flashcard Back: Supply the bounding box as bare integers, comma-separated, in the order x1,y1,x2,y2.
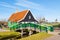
29,16,31,19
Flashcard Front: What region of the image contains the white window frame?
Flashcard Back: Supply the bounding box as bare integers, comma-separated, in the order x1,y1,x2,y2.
29,15,31,19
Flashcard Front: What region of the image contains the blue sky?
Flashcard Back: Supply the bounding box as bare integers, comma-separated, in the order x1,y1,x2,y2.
0,0,60,22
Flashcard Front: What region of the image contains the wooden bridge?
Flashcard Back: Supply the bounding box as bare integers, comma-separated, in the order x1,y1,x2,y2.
8,22,54,37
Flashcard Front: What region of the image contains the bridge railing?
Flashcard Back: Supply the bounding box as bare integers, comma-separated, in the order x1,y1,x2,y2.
8,21,54,32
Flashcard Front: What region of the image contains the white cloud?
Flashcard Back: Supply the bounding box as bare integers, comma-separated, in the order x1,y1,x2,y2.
15,0,46,11
0,2,16,9
0,0,47,11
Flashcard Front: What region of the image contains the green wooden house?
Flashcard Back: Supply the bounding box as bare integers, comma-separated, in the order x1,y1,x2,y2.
8,10,40,31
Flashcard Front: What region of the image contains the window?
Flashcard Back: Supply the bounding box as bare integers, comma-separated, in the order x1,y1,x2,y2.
22,22,24,24
25,22,28,23
29,16,31,19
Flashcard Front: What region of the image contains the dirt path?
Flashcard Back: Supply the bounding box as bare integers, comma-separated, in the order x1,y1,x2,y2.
45,30,60,40
45,35,60,40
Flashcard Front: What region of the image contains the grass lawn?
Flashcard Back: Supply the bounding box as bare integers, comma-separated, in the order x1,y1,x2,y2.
0,31,20,40
19,32,53,40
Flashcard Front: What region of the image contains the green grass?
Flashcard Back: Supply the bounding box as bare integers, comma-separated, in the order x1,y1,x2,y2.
0,31,20,39
19,32,52,40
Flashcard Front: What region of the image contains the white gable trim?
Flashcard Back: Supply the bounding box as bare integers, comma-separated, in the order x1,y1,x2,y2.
17,10,29,22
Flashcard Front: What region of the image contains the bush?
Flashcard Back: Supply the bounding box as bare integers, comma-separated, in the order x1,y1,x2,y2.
53,24,60,28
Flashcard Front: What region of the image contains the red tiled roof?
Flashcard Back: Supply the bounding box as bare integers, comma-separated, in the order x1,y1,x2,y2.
9,10,29,22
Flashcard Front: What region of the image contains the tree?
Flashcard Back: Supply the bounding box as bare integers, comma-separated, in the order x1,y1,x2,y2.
55,19,58,23
38,17,48,24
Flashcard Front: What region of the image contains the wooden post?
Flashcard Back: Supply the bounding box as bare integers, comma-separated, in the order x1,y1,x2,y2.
21,30,23,37
29,30,32,36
